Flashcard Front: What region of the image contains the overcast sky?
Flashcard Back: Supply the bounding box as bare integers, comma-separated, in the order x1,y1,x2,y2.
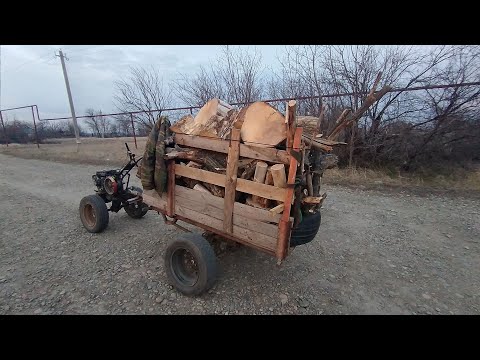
0,45,283,121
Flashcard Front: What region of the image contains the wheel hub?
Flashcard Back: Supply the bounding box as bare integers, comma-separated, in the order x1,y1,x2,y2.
170,248,199,287
83,203,96,228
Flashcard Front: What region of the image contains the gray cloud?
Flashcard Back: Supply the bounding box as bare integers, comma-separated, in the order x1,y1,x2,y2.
0,45,282,121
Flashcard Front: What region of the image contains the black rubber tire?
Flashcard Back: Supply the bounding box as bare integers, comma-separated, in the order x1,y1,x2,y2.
164,233,217,296
123,186,149,218
79,194,109,233
124,202,149,218
290,211,321,247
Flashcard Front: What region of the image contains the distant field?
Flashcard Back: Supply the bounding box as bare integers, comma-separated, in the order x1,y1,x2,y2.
0,137,147,166
1,137,479,193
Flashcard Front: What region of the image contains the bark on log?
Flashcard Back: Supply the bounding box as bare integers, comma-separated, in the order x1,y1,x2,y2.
265,169,273,186
285,100,297,154
328,85,391,140
306,170,313,196
315,104,325,138
302,196,324,204
202,183,225,198
173,150,226,197
255,168,273,208
335,109,351,125
240,160,259,179
302,135,334,152
165,148,227,171
186,161,203,169
312,173,322,197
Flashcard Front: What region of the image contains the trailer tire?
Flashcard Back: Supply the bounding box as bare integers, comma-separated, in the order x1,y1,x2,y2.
290,211,321,247
164,233,217,296
79,194,109,233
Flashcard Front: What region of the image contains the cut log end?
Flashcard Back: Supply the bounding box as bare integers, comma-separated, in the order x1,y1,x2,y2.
193,183,212,194
269,203,285,214
249,161,270,208
302,196,323,204
253,161,268,183
271,164,287,189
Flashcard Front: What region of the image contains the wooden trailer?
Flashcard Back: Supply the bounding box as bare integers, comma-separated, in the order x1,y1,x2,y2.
141,107,312,295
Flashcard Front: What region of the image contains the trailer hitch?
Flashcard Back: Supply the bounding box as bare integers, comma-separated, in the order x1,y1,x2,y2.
161,213,191,233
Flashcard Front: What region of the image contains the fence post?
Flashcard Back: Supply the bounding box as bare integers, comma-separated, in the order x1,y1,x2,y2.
31,106,40,148
130,113,137,149
0,111,7,147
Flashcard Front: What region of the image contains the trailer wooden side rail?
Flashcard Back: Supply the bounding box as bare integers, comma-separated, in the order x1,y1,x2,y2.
142,127,303,262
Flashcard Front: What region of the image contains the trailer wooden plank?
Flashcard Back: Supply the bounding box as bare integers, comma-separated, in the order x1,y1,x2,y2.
277,126,303,261
223,128,241,233
167,161,175,217
176,193,278,238
175,185,282,224
285,100,297,154
174,213,275,256
174,133,290,164
175,205,277,253
141,191,168,211
175,165,287,202
236,178,286,202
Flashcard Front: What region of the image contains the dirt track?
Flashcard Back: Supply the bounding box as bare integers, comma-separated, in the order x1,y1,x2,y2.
0,153,479,314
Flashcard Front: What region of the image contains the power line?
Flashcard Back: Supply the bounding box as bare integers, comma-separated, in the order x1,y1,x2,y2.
60,45,112,59
3,50,56,75
34,81,480,122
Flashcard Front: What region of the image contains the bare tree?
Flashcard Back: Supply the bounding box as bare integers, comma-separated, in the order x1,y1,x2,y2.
108,121,119,137
398,46,480,169
267,45,327,116
99,113,110,137
174,46,264,106
219,46,264,105
113,66,172,129
174,65,225,106
84,108,110,137
269,45,480,168
114,114,133,137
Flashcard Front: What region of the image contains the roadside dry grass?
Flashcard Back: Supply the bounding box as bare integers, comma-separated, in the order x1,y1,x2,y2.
0,137,147,167
2,137,479,194
325,166,480,191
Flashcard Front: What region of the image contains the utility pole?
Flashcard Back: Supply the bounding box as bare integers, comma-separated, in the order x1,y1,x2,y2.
0,44,2,110
0,45,6,147
56,49,81,144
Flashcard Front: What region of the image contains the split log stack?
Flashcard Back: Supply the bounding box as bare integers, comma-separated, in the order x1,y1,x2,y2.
160,73,391,224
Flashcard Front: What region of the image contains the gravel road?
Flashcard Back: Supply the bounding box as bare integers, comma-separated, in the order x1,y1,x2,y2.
0,153,479,315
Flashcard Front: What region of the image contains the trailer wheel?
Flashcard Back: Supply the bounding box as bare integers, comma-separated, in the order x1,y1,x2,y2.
79,194,109,233
164,233,217,296
290,211,321,247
